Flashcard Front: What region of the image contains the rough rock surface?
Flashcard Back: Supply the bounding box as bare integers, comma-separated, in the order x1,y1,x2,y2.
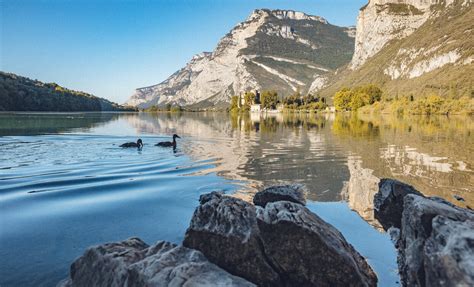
184,192,377,286
257,201,378,286
350,0,438,69
183,192,281,286
320,0,473,103
398,194,474,286
374,178,422,230
59,238,254,287
253,184,307,207
424,216,474,287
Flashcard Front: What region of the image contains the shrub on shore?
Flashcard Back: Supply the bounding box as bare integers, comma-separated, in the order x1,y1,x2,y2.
334,84,382,111
143,104,183,113
282,91,327,112
359,94,473,115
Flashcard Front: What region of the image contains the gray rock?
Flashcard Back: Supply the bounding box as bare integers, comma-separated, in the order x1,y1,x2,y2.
257,201,378,287
424,216,474,287
374,178,423,231
398,194,474,287
183,193,281,286
60,237,149,287
59,238,254,287
184,192,377,286
387,227,400,247
199,190,224,204
253,184,307,207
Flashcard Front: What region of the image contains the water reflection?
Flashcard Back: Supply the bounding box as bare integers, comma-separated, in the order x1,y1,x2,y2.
341,156,382,229
0,112,128,136
332,113,473,209
2,112,471,286
2,112,472,211
124,112,473,210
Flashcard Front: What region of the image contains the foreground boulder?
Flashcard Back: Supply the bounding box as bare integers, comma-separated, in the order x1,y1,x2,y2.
184,191,377,286
59,238,254,287
257,201,378,286
373,179,422,231
424,216,474,287
253,184,307,207
398,194,474,287
373,179,474,287
183,192,281,286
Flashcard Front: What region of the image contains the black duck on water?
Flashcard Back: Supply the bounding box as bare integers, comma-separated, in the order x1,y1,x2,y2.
120,139,143,148
156,134,181,148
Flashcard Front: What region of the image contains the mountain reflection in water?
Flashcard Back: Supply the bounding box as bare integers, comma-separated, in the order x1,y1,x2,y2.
131,112,473,209
0,112,472,286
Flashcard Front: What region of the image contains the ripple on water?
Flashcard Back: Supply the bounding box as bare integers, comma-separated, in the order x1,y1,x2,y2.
6,112,471,287
0,133,240,287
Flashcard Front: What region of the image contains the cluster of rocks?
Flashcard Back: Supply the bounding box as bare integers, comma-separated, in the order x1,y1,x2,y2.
60,179,473,287
59,184,377,286
374,179,474,287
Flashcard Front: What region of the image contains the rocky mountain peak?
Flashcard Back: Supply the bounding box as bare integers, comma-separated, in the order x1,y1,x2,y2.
367,0,443,11
320,0,472,100
126,9,354,108
191,52,211,61
248,9,329,24
350,0,458,69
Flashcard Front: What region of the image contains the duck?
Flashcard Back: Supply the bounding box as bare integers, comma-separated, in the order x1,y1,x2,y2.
156,134,181,148
120,139,143,148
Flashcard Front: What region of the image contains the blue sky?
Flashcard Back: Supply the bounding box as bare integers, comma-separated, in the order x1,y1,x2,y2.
1,0,366,104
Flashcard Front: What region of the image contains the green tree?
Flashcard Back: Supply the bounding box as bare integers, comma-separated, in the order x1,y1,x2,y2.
243,92,256,111
229,95,239,112
354,84,383,104
349,93,366,110
334,88,353,111
170,105,183,113
261,90,278,109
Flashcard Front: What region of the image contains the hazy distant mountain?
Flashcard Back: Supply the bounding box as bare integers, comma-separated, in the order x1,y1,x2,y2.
0,72,134,112
320,0,474,99
126,9,355,109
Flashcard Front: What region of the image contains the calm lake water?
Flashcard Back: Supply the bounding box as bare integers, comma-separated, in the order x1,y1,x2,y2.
0,112,472,286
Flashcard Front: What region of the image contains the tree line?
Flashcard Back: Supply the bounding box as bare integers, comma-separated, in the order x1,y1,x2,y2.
0,72,135,112
229,90,328,112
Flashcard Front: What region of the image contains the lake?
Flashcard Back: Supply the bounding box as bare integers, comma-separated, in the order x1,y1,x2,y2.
0,112,472,286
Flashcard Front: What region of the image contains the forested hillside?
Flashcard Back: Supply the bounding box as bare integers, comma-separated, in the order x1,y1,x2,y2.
0,72,135,112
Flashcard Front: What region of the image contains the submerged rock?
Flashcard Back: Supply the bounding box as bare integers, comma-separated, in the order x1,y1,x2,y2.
184,192,377,286
253,184,307,207
398,194,474,287
59,238,254,287
183,192,281,286
374,179,422,231
257,201,378,286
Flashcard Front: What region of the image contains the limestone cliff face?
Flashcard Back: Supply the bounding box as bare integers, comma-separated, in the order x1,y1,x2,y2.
320,0,473,99
126,9,355,108
350,0,456,69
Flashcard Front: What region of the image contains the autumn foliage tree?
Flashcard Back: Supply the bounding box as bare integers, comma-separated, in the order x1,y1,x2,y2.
334,84,383,111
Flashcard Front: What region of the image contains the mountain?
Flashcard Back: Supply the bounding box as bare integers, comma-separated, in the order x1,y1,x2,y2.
0,72,134,112
126,9,355,109
320,0,473,99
